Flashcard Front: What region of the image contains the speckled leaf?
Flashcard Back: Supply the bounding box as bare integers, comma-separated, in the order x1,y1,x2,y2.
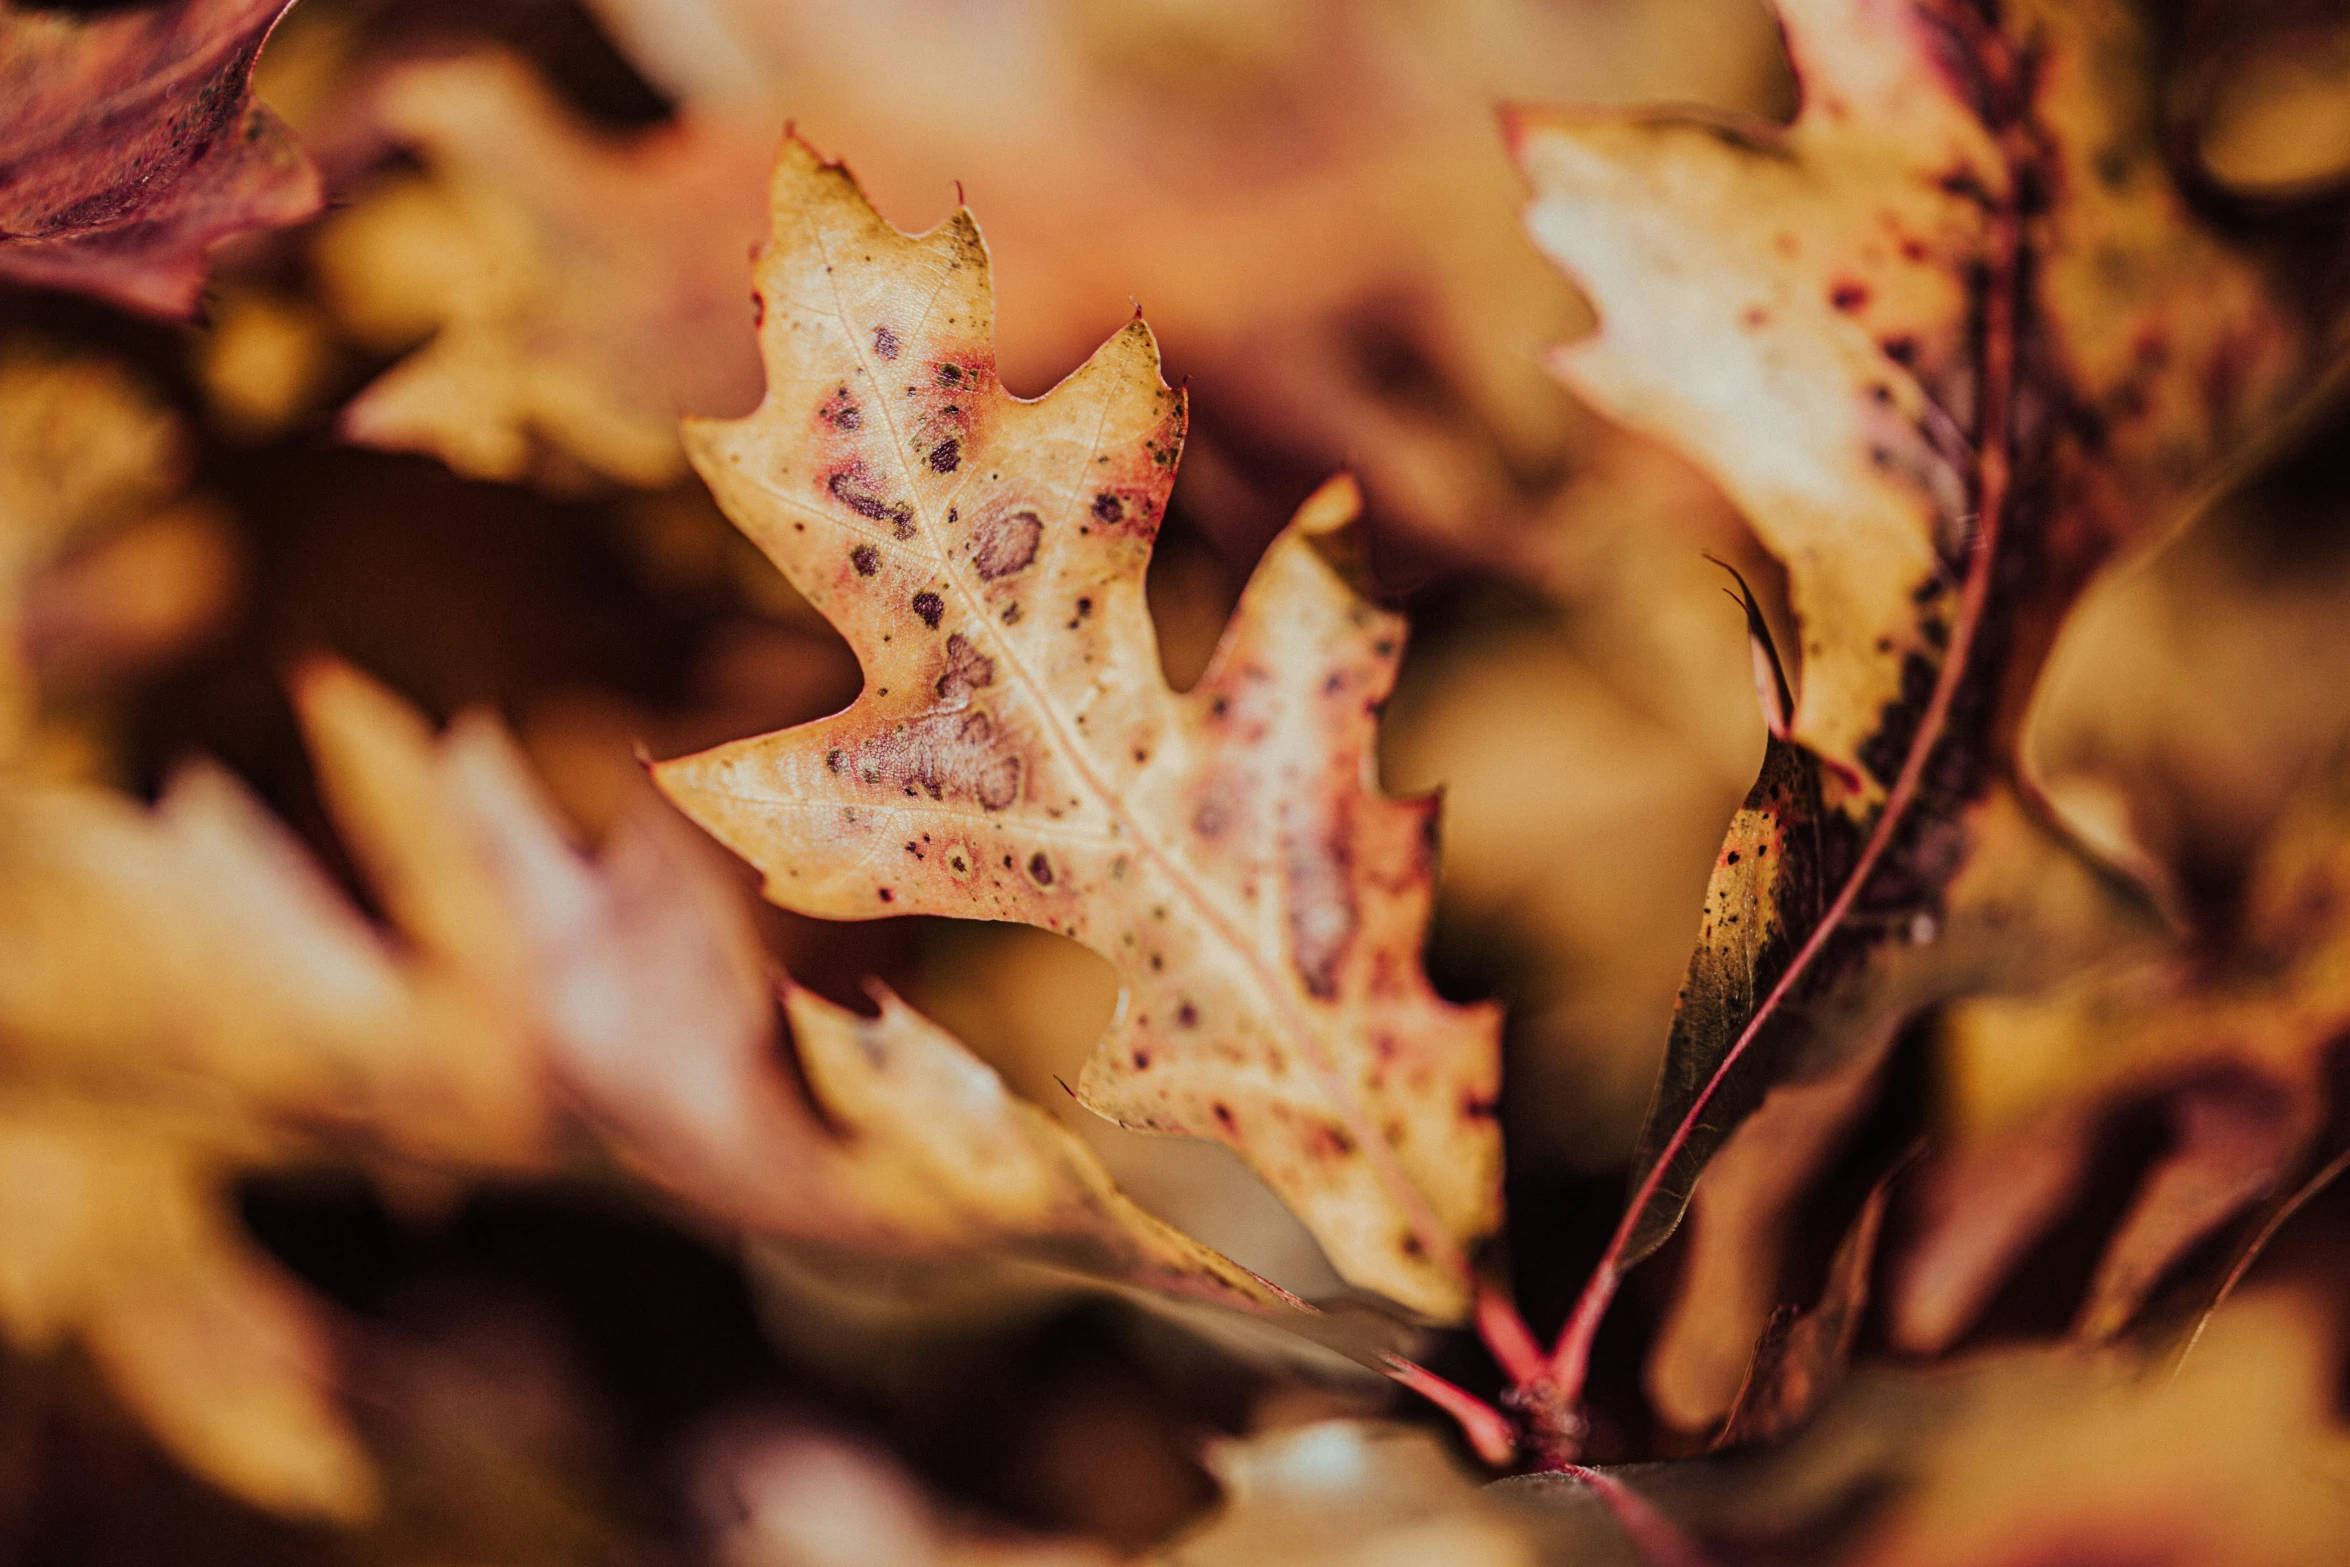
432,690,1301,1319
652,136,1502,1322
1513,0,2326,1367
0,0,321,317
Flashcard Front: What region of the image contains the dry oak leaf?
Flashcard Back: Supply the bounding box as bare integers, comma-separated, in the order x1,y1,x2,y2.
1894,747,2350,1355
652,137,1501,1322
318,51,769,488
295,656,1293,1318
1513,0,2325,1419
0,0,320,317
0,1106,377,1522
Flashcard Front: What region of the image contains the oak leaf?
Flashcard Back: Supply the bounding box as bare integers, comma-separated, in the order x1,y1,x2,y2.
325,0,1786,604
0,1107,377,1522
1513,0,2330,1419
0,0,321,317
315,52,769,487
651,137,1502,1321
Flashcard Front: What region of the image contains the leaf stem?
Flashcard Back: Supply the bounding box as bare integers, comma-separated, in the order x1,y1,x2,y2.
1381,1355,1517,1468
1476,1278,1548,1386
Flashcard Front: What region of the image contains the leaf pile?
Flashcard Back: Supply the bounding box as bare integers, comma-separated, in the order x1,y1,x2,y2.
5,0,2350,1562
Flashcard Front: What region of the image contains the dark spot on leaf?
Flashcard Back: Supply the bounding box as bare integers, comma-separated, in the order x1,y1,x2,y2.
851,545,878,576
1830,280,1870,312
829,466,914,535
1028,851,1054,885
849,711,1021,809
912,591,944,628
877,888,894,902
935,362,965,387
929,439,960,473
1091,492,1123,523
873,325,900,359
1177,1002,1198,1028
750,292,764,327
935,633,996,702
1212,1103,1237,1132
973,508,1042,580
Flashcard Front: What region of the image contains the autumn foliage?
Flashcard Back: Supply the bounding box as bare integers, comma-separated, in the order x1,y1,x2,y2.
6,0,2350,1562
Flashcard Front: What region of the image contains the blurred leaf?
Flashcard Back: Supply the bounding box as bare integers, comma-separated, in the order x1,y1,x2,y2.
317,51,769,487
0,0,321,317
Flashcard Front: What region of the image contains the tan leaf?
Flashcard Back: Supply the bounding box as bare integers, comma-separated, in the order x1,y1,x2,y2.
1511,0,2327,1427
0,0,321,317
0,347,187,762
321,668,1302,1318
316,52,770,487
0,1106,375,1521
650,137,1501,1321
1848,1294,2350,1566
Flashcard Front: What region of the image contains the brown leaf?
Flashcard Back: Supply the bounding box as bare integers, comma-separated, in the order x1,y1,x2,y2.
1894,745,2350,1352
0,346,187,762
317,52,769,487
1716,1154,1902,1449
651,137,1501,1321
1847,1294,2350,1566
408,674,1303,1318
0,0,321,317
1513,0,2326,1414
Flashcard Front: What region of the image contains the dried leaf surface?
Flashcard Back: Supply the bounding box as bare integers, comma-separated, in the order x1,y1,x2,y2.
1513,0,2323,1343
652,138,1502,1321
0,0,321,316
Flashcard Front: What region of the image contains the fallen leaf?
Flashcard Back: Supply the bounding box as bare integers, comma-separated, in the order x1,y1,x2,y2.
0,1105,376,1522
1716,1153,1903,1448
1507,1289,2350,1566
316,52,769,487
651,137,1502,1322
299,659,1301,1319
1513,0,2327,1426
1895,744,2350,1352
1849,1292,2350,1566
0,346,187,763
0,0,321,317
